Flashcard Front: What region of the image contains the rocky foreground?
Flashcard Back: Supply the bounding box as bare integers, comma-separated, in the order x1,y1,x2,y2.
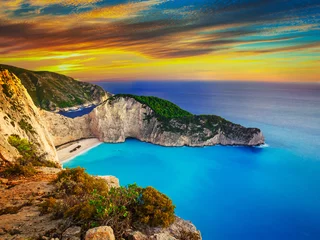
0,167,201,240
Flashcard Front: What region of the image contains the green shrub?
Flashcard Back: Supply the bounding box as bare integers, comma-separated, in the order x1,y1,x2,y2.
89,184,141,237
8,135,33,155
7,134,59,168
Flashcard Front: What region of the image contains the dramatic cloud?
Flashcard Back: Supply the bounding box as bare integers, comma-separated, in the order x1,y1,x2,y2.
0,0,319,81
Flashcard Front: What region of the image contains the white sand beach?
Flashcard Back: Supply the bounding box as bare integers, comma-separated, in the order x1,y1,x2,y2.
57,138,102,163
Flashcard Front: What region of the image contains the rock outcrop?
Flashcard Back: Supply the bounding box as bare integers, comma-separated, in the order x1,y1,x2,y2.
127,217,201,240
41,96,264,147
98,175,120,188
40,110,93,147
0,69,58,163
62,226,81,240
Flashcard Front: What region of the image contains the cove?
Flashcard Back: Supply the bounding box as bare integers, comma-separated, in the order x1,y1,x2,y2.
64,139,320,240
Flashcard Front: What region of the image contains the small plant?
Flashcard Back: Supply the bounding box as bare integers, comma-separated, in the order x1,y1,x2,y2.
39,197,57,215
8,134,36,165
2,163,36,177
18,119,36,134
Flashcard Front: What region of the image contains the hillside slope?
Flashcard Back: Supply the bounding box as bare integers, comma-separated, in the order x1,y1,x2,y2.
0,69,58,163
0,64,110,111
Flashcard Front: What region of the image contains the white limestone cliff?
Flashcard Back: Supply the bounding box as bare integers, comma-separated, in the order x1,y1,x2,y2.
41,96,264,148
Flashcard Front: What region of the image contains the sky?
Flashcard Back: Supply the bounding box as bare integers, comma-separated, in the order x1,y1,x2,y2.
0,0,319,82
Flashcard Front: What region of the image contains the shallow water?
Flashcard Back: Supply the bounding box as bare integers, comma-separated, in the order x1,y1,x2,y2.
64,81,320,240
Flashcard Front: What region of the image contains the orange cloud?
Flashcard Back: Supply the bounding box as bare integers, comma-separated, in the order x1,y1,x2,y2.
78,0,167,21
29,0,102,6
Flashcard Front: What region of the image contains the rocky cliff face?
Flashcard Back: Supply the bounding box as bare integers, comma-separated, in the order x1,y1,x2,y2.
42,96,264,147
40,110,93,147
90,96,264,146
0,69,58,163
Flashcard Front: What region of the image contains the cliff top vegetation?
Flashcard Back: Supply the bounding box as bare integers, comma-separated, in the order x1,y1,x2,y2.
109,94,193,119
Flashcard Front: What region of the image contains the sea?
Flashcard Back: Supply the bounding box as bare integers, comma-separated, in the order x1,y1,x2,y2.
63,81,320,240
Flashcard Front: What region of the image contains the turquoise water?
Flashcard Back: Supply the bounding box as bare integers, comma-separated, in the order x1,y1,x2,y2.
64,82,320,240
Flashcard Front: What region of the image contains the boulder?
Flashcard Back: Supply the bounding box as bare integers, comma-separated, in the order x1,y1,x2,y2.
152,233,177,240
127,231,148,240
62,226,81,240
85,226,115,240
98,176,120,188
128,217,201,240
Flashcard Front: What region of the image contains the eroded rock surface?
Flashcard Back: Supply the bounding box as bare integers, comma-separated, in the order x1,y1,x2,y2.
40,110,93,147
127,217,201,240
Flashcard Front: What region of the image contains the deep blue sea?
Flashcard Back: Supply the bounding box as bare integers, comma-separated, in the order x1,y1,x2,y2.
64,81,320,240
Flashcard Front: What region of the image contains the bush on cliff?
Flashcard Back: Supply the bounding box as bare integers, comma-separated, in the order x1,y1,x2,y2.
7,134,58,168
2,163,37,177
43,167,175,239
0,135,59,177
54,167,107,196
134,186,175,228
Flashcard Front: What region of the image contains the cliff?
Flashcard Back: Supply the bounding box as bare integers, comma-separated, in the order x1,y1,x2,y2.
0,69,58,163
41,95,264,147
91,95,264,146
40,110,93,147
0,64,111,111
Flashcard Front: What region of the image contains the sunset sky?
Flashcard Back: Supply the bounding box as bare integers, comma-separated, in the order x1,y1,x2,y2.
0,0,319,82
